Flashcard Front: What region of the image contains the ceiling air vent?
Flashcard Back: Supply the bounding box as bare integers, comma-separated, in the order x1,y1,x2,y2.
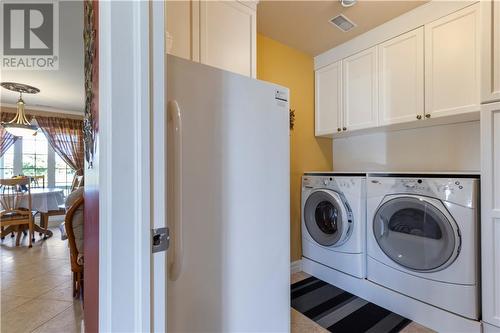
330,14,356,32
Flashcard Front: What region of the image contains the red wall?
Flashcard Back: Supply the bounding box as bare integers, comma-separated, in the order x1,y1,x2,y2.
83,0,99,331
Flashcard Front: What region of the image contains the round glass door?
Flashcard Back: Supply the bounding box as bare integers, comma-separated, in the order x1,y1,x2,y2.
304,190,348,246
373,196,459,272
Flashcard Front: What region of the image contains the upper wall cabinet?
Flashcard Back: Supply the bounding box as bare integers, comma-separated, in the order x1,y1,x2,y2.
425,4,481,118
314,2,486,137
315,61,342,136
378,28,424,125
342,47,379,132
166,1,193,60
166,0,257,78
482,0,500,103
199,1,256,77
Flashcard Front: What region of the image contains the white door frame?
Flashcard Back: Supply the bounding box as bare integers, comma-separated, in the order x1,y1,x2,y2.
151,1,167,332
99,1,166,331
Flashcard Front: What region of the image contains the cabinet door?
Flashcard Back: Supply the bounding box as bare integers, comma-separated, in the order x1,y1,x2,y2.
315,61,342,136
379,28,424,125
481,102,500,328
425,4,480,118
199,1,256,77
166,0,194,60
343,47,378,131
482,0,500,103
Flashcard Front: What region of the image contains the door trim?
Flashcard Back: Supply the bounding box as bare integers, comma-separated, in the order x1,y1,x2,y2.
99,2,152,331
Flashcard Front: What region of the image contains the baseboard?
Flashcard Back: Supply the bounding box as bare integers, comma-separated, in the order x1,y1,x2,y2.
291,260,302,274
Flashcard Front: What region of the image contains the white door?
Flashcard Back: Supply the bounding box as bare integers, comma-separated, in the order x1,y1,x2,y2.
342,46,379,132
378,28,424,125
98,1,167,332
481,102,500,329
315,61,342,136
425,3,481,118
199,0,256,77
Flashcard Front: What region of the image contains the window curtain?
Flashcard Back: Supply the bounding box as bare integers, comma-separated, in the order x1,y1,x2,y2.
0,112,18,157
36,116,84,176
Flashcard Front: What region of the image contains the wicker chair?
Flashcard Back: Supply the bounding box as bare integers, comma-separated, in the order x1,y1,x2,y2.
64,189,84,298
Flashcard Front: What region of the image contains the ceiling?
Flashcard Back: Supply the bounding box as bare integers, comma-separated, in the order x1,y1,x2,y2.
257,0,428,56
0,1,84,113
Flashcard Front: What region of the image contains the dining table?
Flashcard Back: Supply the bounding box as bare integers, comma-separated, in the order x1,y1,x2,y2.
0,188,65,239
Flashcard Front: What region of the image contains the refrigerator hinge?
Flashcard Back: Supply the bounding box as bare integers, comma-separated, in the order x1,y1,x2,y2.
151,227,169,253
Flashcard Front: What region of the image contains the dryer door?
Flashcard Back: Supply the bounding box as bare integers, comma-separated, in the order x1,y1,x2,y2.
303,189,351,247
373,195,461,272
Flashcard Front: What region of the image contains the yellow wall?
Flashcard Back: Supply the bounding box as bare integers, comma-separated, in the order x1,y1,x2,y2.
257,34,333,262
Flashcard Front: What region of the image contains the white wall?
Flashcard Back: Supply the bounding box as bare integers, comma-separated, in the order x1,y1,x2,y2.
332,121,480,172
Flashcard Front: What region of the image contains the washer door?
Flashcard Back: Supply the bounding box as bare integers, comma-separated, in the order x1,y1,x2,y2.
373,195,460,272
304,189,351,247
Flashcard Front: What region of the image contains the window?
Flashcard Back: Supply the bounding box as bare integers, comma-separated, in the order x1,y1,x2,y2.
55,154,75,192
0,131,75,195
0,144,14,179
22,133,48,179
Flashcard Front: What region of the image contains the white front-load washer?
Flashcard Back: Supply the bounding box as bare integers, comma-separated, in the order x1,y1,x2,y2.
301,173,366,278
366,173,479,319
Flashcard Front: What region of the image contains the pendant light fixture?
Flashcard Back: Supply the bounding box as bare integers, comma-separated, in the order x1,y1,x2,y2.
340,0,357,8
1,82,40,137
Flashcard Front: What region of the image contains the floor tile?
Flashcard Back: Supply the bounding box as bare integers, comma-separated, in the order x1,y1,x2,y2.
38,284,74,302
1,298,72,333
31,302,83,333
0,227,83,332
0,294,33,313
291,271,310,284
400,322,437,333
291,308,329,333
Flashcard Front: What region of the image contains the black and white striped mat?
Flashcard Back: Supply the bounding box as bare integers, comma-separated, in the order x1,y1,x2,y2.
291,276,411,333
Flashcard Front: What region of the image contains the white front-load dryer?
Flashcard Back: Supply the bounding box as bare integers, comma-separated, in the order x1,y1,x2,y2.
301,173,366,278
366,173,479,319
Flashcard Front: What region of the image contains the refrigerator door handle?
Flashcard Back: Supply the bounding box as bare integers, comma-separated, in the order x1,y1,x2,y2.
168,100,183,281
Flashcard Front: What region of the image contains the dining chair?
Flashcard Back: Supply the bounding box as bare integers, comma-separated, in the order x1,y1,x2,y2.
31,175,45,188
39,174,84,237
0,177,36,247
64,188,84,298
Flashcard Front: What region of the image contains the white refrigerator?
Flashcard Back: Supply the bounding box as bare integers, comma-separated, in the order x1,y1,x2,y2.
166,55,290,332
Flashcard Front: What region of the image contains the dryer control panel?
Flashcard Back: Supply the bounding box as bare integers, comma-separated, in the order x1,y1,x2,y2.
368,176,479,208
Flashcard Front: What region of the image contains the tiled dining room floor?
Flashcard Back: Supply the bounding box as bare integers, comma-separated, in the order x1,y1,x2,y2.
0,225,83,333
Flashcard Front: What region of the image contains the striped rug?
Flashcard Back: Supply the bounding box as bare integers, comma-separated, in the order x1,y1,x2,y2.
291,276,411,333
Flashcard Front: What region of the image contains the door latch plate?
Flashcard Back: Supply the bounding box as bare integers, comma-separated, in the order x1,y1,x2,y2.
152,227,169,253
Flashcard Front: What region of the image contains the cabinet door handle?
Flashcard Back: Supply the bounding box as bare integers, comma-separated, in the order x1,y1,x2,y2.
416,115,422,120
342,127,347,131
337,128,342,132
425,114,431,119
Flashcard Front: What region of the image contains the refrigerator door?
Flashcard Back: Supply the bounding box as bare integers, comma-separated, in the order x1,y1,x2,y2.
167,55,290,333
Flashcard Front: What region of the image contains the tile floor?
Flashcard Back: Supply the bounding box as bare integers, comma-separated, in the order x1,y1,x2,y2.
1,226,83,333
0,227,435,333
290,272,435,333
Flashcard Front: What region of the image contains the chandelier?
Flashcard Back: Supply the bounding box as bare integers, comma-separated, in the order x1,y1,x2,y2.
1,82,40,137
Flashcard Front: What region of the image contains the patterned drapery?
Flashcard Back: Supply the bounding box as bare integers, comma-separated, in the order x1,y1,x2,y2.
0,112,18,157
37,116,85,176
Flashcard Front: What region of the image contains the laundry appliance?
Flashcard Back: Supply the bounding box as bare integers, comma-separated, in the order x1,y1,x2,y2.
366,173,479,319
301,173,366,278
